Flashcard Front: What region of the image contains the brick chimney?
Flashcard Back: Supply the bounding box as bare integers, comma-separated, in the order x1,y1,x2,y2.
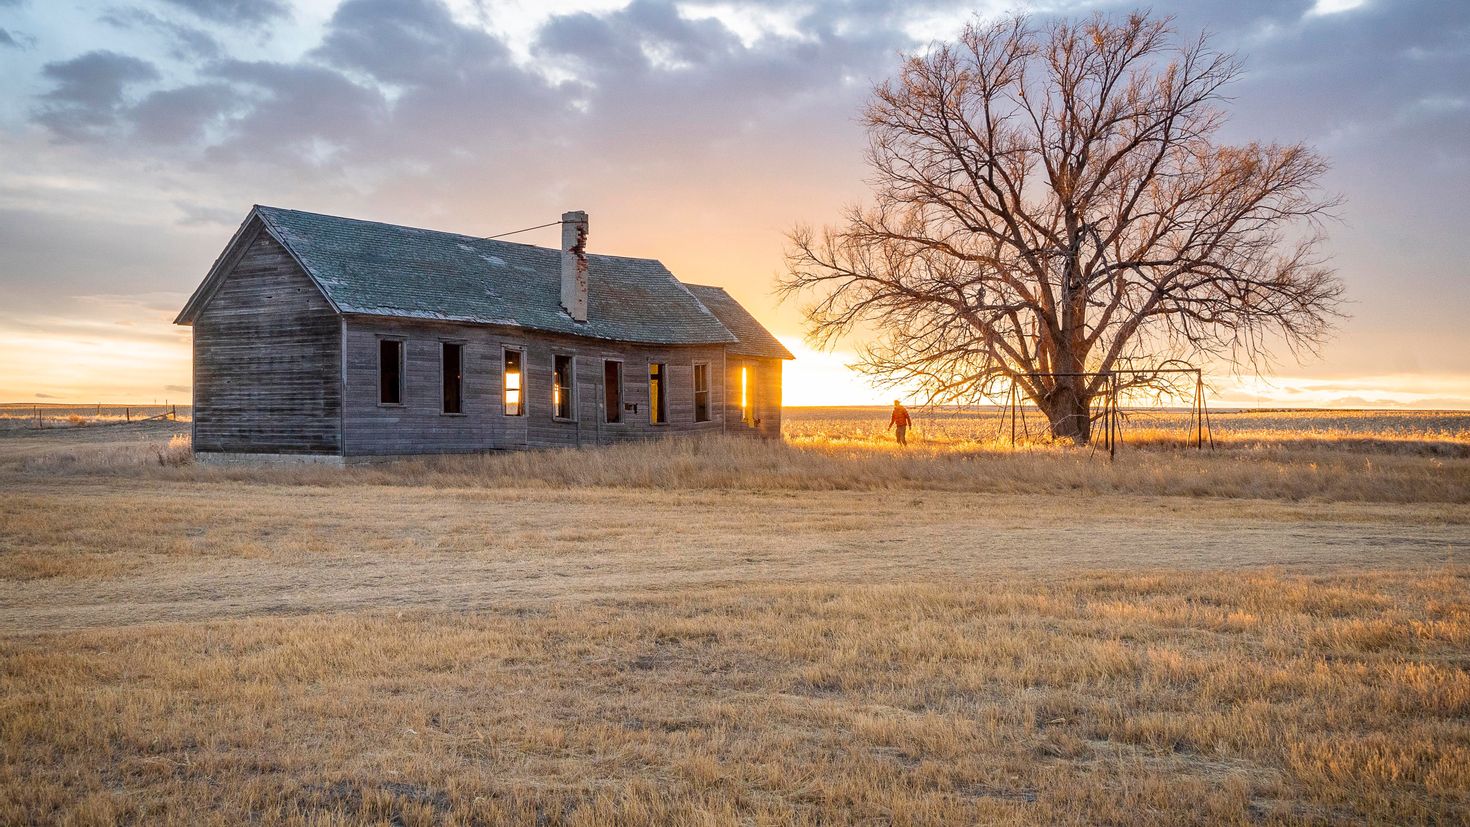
560,210,588,322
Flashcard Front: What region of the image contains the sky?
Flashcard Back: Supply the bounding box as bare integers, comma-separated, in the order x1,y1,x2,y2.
0,0,1467,408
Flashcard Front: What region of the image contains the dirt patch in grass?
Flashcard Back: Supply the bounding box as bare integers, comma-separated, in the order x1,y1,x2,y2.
2,480,1465,633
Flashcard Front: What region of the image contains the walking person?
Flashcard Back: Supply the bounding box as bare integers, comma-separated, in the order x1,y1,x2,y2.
888,399,912,446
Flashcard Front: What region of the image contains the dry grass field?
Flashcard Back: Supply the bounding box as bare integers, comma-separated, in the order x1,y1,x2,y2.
2,408,1468,825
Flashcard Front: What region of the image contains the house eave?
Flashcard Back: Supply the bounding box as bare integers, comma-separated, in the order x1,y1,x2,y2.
335,309,738,348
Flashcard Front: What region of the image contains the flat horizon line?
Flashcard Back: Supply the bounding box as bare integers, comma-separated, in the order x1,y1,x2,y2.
6,402,1470,414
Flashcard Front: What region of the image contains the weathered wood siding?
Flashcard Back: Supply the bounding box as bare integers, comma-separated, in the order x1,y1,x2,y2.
340,317,731,455
724,356,783,439
192,229,342,453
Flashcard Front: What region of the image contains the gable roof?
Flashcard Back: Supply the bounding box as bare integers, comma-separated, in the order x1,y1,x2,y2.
176,205,738,348
684,284,795,360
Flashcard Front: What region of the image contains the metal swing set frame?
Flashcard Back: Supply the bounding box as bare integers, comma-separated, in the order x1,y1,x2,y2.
999,367,1215,460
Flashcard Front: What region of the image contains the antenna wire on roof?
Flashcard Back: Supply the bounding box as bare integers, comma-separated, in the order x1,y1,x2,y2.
481,219,564,241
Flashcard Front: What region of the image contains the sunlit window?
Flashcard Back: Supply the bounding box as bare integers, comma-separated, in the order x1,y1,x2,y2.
741,364,754,426
503,348,523,416
553,354,574,420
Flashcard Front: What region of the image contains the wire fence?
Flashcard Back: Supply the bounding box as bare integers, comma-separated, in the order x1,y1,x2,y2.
0,405,189,430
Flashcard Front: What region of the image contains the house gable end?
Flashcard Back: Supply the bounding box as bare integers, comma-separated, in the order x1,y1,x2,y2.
190,227,344,454
175,208,340,326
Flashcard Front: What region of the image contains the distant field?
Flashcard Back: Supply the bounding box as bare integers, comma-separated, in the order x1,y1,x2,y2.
5,401,1468,448
1,409,1466,824
786,405,1470,450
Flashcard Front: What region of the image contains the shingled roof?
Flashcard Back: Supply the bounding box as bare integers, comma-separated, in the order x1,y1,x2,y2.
684,285,795,360
176,205,741,348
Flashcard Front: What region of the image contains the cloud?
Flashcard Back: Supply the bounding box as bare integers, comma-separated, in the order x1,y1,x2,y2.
1163,0,1470,157
25,0,913,176
157,0,288,27
26,0,920,171
525,0,907,157
98,8,221,61
198,59,388,167
0,28,24,49
129,82,235,144
173,200,243,227
1307,0,1368,17
310,0,567,158
314,0,521,87
34,50,159,141
536,9,657,74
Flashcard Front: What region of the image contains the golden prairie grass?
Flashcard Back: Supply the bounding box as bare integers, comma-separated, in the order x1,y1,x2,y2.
1,411,1467,824
3,570,1466,825
6,412,1467,504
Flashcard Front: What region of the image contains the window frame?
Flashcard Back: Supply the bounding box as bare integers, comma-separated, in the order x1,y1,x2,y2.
552,352,577,422
648,361,668,425
502,345,526,417
603,358,624,425
693,361,712,423
377,336,405,407
741,363,755,426
439,340,465,416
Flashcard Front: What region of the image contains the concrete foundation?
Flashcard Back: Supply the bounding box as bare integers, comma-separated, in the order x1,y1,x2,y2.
193,451,346,467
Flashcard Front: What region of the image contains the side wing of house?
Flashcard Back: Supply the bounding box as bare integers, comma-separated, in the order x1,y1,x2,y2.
181,219,343,455
684,284,792,439
724,355,784,439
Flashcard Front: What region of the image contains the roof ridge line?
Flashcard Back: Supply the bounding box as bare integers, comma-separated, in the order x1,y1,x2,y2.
254,204,667,265
255,204,538,248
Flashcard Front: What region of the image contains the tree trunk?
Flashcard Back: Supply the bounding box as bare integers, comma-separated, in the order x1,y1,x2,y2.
1040,385,1092,444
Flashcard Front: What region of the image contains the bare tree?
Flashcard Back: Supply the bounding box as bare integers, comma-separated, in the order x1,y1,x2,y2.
781,12,1343,443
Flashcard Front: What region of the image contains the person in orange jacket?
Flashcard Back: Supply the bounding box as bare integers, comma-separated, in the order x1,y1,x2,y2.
888,399,912,446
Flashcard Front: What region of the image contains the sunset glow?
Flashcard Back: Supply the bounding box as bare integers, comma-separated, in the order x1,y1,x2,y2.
0,0,1466,409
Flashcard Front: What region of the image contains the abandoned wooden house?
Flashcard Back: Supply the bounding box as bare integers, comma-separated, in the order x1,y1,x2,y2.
174,206,792,462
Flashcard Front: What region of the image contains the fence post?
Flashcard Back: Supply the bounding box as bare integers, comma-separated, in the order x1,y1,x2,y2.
1109,374,1117,462
1197,372,1206,449
1009,383,1017,446
125,407,130,423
